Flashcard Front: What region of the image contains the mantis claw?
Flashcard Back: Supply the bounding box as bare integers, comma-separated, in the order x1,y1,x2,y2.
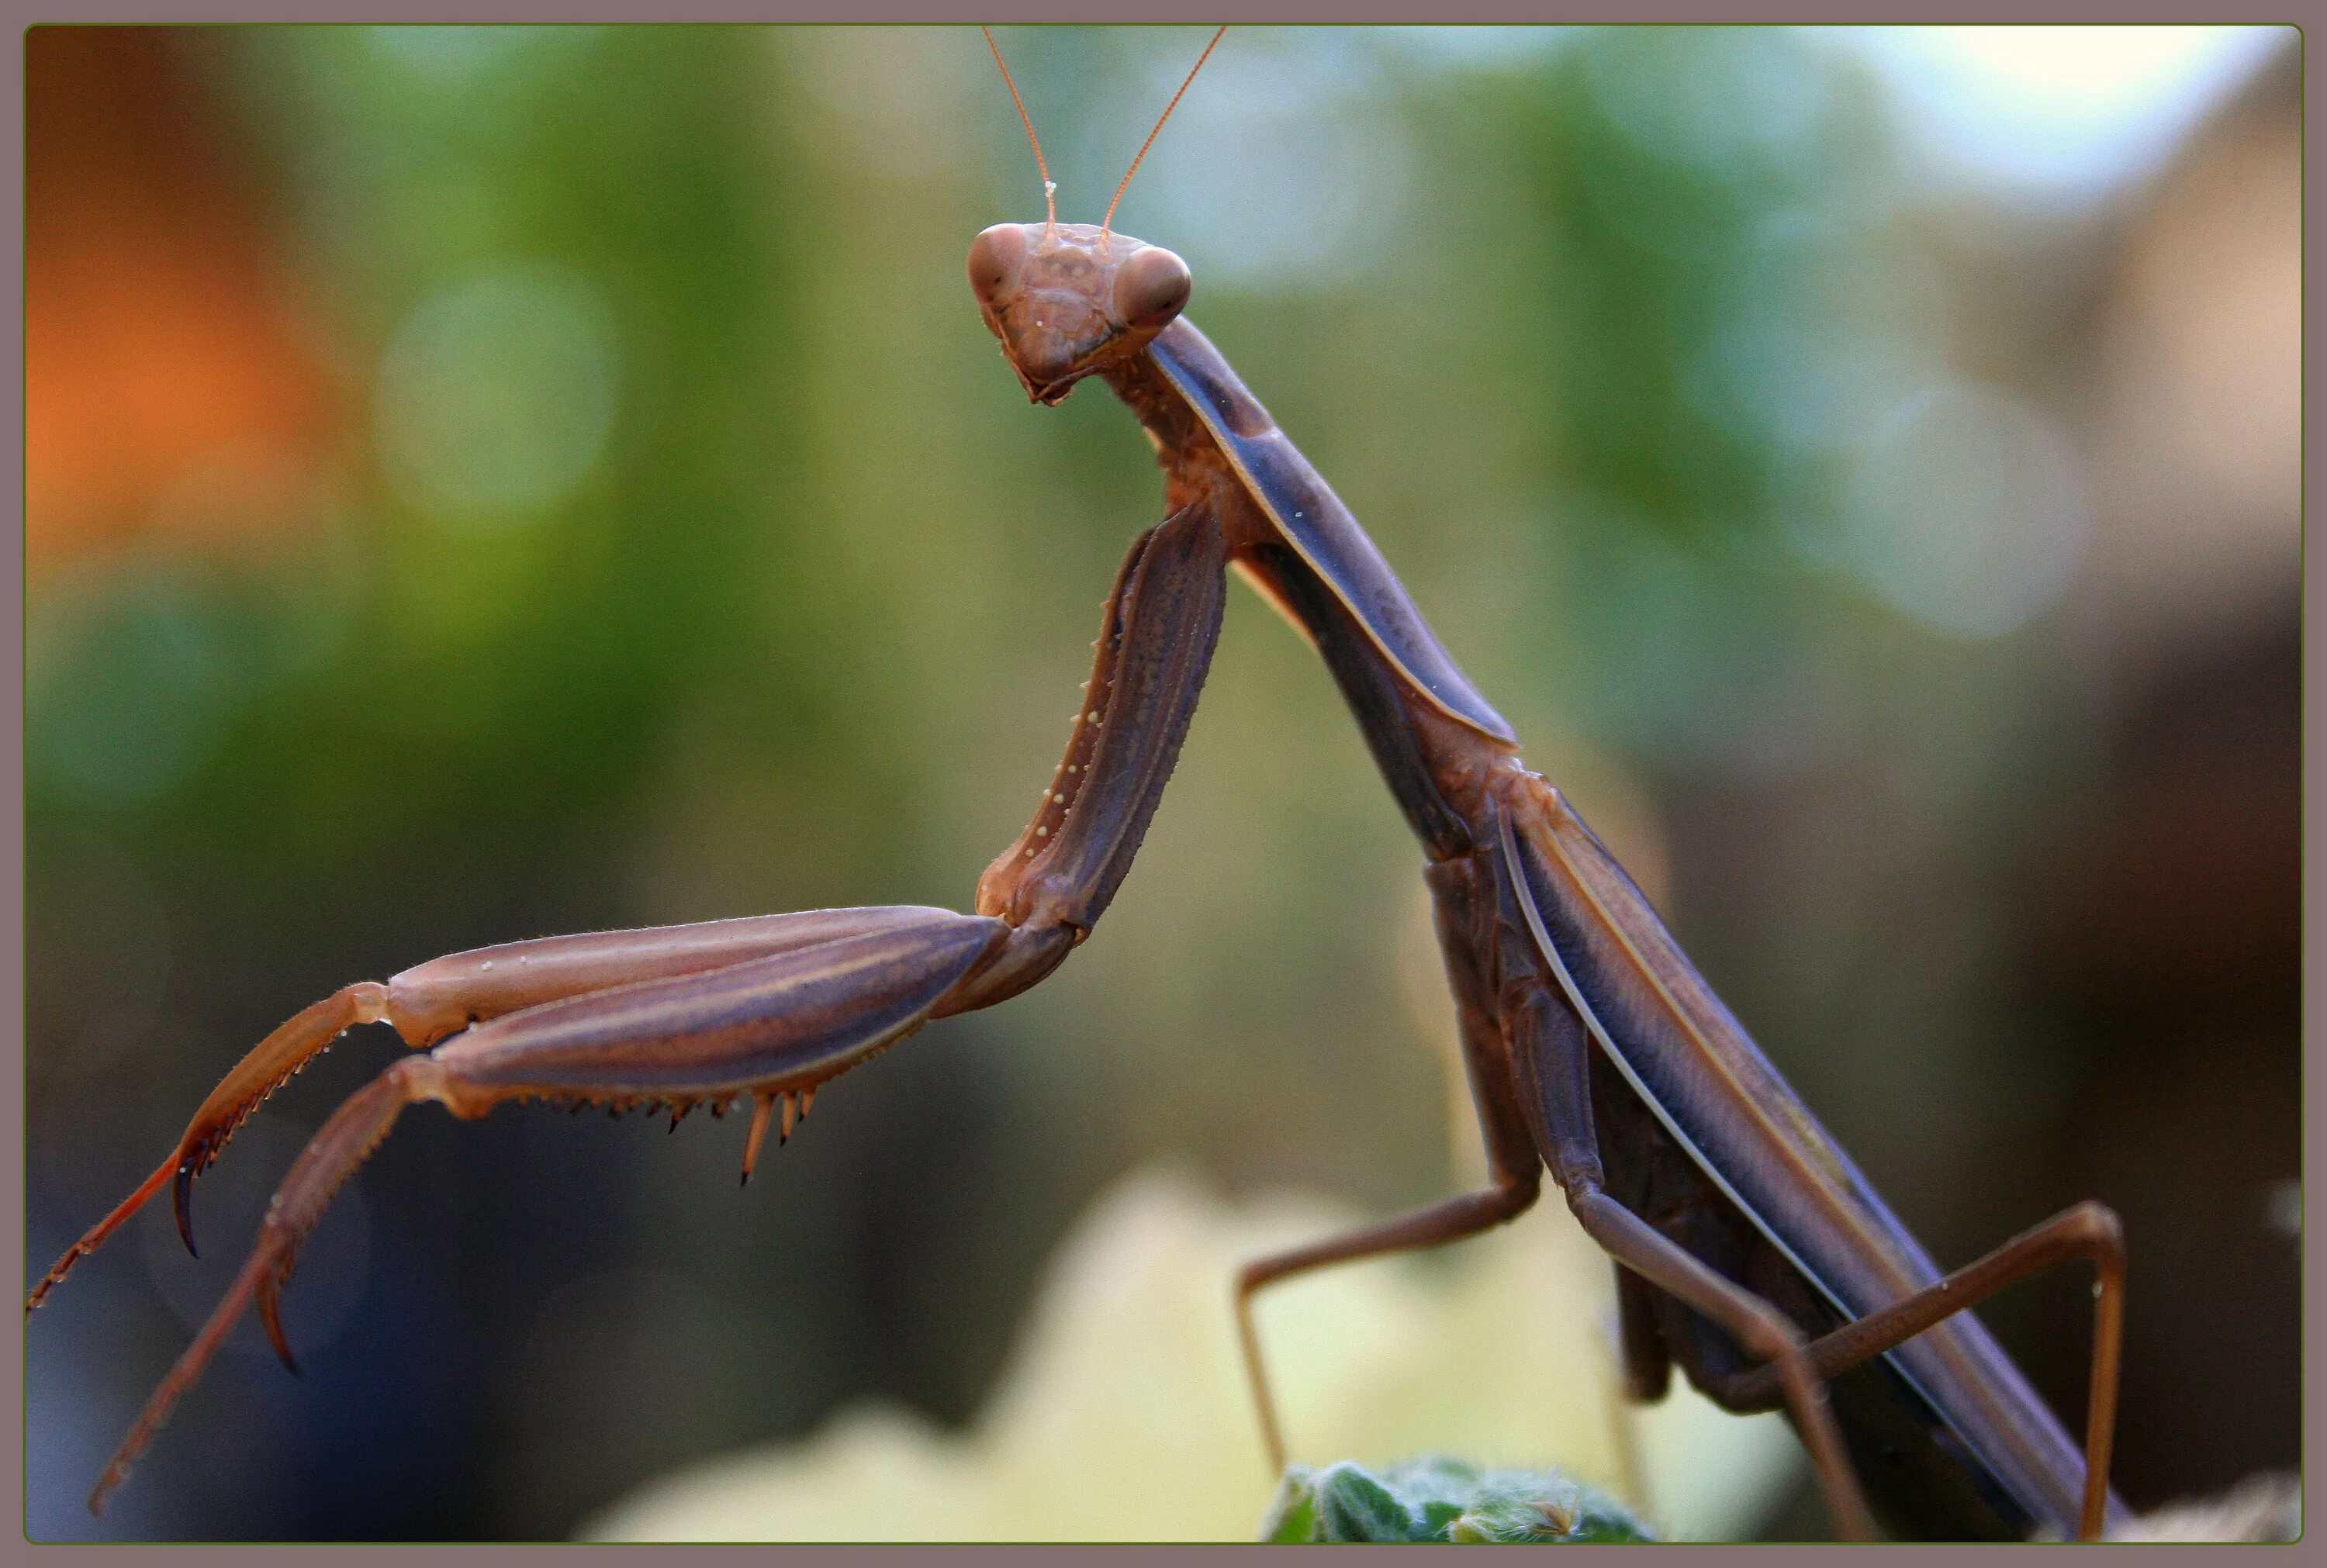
172,1161,199,1259
252,1249,304,1377
259,1293,299,1378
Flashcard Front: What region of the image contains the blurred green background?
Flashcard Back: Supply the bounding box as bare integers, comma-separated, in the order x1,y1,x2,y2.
25,26,2299,1539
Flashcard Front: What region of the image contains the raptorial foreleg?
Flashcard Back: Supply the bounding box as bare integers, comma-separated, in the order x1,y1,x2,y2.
28,906,959,1309
86,907,1010,1514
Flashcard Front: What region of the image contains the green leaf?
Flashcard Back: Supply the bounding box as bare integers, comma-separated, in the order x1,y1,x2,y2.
1316,1462,1427,1542
1258,1455,1653,1543
1260,1473,1319,1545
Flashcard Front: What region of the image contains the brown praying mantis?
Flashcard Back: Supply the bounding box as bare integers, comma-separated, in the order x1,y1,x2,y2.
29,29,2130,1540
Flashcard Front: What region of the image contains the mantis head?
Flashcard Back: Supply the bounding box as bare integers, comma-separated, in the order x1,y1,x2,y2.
967,223,1191,405
972,26,1219,404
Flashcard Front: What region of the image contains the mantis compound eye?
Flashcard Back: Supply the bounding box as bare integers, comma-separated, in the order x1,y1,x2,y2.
966,223,1031,312
1114,244,1190,333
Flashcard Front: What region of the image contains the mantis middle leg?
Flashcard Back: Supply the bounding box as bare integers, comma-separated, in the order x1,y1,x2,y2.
1232,851,1547,1472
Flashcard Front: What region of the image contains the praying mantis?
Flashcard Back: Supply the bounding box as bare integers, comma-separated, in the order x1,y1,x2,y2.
29,29,2132,1540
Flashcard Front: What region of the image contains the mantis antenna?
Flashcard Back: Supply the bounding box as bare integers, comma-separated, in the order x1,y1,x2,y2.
982,26,1056,230
1105,26,1227,238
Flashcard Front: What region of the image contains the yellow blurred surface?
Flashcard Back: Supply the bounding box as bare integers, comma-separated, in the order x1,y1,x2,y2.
586,1164,1800,1542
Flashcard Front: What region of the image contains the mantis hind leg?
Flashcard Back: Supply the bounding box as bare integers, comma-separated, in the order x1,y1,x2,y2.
1716,1200,2126,1541
1561,1183,1878,1540
1501,979,1878,1541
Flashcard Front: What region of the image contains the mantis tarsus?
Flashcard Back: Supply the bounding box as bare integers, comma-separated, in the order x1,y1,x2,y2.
31,29,2128,1540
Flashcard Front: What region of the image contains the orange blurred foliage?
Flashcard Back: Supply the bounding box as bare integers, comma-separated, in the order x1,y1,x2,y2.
26,26,341,581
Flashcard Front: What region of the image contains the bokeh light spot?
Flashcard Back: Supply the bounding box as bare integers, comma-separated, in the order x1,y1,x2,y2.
364,25,592,86
1691,209,1948,458
1583,28,1836,185
1845,26,2288,201
1117,37,1412,292
1839,382,2090,639
373,264,620,527
28,562,238,805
